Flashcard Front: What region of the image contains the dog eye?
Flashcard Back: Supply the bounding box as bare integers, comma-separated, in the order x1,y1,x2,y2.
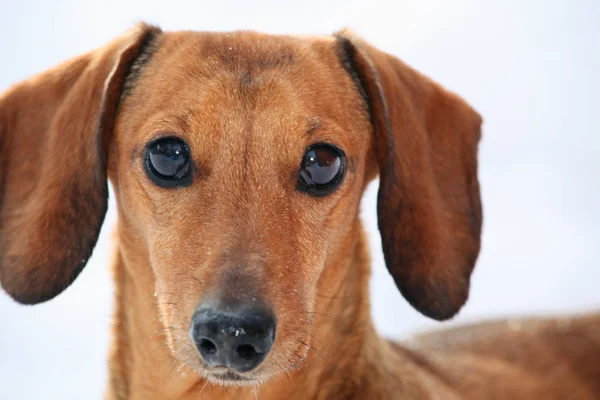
144,137,193,188
297,144,346,197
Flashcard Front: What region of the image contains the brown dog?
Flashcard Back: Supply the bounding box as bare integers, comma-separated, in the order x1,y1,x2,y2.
1,23,599,399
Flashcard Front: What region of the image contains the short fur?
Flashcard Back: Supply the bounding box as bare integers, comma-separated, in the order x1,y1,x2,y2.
0,24,598,399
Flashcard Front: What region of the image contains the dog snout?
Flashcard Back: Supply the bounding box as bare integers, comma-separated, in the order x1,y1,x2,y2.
190,306,276,373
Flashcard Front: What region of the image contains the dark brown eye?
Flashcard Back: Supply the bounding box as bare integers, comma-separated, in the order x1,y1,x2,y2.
297,144,346,197
144,137,193,188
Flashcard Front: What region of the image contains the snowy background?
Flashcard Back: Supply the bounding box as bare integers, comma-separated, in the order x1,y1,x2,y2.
0,1,598,398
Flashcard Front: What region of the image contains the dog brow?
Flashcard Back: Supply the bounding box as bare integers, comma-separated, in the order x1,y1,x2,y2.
306,117,321,137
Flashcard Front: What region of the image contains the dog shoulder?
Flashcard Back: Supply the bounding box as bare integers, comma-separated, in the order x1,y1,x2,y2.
393,313,600,399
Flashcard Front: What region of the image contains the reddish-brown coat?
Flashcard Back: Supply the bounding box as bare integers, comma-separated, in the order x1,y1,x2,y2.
1,24,598,399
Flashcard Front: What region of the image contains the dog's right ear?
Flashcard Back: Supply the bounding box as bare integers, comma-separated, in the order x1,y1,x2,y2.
0,23,161,304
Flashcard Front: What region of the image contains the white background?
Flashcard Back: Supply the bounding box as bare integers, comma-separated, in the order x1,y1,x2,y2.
0,1,598,398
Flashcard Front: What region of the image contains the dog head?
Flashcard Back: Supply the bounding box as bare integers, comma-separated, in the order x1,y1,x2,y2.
0,24,482,384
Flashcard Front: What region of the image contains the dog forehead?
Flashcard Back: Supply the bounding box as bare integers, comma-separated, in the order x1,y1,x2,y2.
118,30,363,154
131,31,349,112
159,30,335,69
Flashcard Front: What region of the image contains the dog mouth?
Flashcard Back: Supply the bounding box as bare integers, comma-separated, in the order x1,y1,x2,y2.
213,369,251,382
201,366,259,385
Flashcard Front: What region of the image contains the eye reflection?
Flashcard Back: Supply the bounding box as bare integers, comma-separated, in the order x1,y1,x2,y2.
297,144,345,197
144,136,193,188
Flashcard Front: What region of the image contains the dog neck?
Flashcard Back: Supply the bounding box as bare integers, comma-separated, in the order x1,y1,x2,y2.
106,221,415,399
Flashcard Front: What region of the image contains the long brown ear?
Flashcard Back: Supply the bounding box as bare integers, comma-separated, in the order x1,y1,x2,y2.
0,23,161,304
337,32,483,320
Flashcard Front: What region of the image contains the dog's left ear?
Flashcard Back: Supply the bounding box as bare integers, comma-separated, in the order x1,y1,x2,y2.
0,23,161,304
336,31,483,320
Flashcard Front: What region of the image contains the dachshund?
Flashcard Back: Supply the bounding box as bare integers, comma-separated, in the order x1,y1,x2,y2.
1,23,599,399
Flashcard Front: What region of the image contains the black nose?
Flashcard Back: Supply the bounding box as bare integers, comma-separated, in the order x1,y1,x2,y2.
189,307,276,372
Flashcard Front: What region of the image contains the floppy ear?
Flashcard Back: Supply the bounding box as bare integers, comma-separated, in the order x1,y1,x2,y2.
0,23,161,304
337,32,483,320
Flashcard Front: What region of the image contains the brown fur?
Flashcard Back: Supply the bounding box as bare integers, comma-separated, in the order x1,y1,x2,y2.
1,24,598,399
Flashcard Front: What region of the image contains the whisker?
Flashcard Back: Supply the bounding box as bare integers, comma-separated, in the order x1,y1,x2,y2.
163,359,181,385
297,338,326,362
296,329,324,346
273,361,293,392
284,370,293,391
144,342,170,360
315,293,358,300
305,311,336,320
198,378,210,399
293,351,308,366
152,301,178,308
134,292,176,307
224,386,235,398
289,359,307,378
136,326,178,354
323,260,354,310
142,326,176,342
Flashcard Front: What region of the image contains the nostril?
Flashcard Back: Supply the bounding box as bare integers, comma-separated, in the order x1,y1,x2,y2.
235,344,259,361
199,339,217,355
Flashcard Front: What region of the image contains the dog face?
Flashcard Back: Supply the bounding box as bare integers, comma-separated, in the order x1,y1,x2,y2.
0,25,482,385
112,30,374,382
